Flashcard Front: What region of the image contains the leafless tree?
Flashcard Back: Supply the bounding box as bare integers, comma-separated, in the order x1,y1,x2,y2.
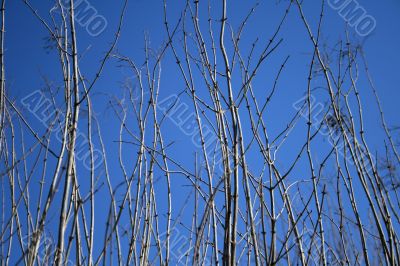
1,0,399,265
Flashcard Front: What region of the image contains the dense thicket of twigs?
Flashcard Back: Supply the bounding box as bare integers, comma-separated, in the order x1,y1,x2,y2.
1,0,400,265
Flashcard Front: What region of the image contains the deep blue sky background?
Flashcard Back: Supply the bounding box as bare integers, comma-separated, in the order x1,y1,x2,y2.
4,0,400,263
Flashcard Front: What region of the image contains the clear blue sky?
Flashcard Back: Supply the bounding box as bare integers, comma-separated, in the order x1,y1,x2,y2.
4,0,400,264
